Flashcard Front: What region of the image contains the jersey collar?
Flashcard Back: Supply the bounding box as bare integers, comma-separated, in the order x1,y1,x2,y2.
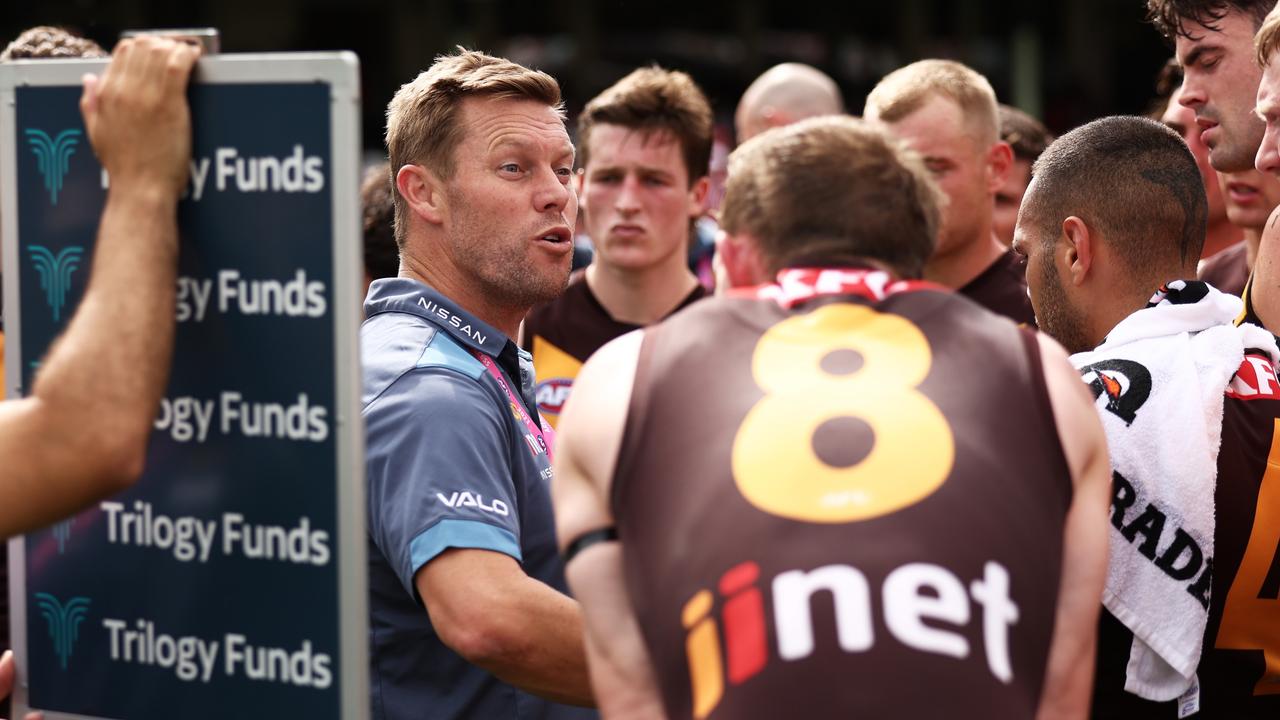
364,277,508,357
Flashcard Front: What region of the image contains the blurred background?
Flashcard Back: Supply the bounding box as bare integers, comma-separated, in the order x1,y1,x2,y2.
3,0,1173,154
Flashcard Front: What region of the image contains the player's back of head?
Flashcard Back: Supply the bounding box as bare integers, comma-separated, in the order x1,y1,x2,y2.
720,116,943,279
1024,115,1206,291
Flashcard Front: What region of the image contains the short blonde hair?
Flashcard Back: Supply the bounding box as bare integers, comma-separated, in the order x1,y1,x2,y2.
385,48,563,246
1257,5,1280,66
721,116,943,278
864,59,1000,146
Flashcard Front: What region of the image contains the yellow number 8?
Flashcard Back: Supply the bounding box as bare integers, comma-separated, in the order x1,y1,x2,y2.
732,303,955,523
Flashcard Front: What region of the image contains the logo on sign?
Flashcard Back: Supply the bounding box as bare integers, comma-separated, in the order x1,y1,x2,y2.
34,592,90,669
25,129,82,205
53,518,74,554
28,245,84,322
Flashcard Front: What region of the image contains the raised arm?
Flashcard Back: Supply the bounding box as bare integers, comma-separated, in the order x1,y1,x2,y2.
0,37,199,537
1035,333,1112,720
553,329,666,719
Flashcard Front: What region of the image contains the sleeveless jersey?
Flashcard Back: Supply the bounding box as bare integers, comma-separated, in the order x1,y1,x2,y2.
612,268,1073,719
521,271,705,428
1093,348,1280,718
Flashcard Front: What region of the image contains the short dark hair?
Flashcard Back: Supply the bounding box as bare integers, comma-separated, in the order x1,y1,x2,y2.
1,26,106,61
1025,116,1206,282
721,116,943,279
361,164,399,281
577,66,713,183
998,105,1053,164
1146,0,1276,40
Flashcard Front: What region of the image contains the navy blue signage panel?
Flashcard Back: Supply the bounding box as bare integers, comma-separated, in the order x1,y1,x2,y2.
6,58,362,720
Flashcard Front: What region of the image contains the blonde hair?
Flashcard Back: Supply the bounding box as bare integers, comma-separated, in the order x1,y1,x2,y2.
384,48,563,246
1257,4,1280,65
721,116,943,278
864,59,1000,146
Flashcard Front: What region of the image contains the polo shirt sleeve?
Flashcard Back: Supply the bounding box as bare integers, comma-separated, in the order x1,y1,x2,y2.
365,365,522,600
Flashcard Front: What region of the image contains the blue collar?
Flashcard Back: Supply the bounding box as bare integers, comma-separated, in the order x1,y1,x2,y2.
364,278,509,358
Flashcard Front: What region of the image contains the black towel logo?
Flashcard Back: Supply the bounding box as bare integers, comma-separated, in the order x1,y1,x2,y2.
1078,359,1153,426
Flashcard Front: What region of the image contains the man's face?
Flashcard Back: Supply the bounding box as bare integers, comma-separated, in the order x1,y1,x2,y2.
1176,10,1266,172
579,124,705,272
1164,87,1228,224
1254,54,1280,175
993,157,1031,247
1217,168,1280,230
444,96,577,308
1013,186,1092,354
880,94,995,259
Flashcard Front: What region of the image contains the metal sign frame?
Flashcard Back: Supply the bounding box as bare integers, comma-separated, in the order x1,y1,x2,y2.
0,52,367,720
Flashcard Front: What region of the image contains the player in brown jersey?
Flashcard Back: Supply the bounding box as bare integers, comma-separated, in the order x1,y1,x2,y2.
1014,114,1280,718
519,67,711,428
864,59,1036,326
551,116,1111,719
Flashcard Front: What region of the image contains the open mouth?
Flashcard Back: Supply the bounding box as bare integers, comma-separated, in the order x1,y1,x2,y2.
535,227,572,248
1228,182,1261,204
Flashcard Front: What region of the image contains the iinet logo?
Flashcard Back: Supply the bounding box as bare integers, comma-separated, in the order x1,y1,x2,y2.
681,559,1020,719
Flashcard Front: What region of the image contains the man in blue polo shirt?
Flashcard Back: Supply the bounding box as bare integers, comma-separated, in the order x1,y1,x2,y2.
362,49,595,719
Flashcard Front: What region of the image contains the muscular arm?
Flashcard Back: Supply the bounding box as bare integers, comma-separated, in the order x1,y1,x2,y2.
553,330,665,719
416,549,594,706
1035,334,1112,720
0,38,199,538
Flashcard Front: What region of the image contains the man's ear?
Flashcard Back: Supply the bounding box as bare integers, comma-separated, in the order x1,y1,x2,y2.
986,140,1014,193
688,176,711,218
1061,216,1094,287
717,231,769,291
395,164,446,226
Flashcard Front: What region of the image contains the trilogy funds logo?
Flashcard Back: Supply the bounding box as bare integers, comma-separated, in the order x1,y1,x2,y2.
25,128,82,206
28,245,84,322
35,592,91,670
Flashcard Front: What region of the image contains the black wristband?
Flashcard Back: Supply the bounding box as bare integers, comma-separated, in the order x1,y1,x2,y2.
563,527,619,563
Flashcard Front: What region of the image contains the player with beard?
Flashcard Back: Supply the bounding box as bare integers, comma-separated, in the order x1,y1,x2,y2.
362,50,595,719
1148,0,1278,328
521,67,711,428
1015,115,1280,718
553,116,1110,719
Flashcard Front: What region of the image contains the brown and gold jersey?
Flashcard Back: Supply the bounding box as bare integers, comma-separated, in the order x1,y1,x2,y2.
961,249,1037,327
612,268,1072,719
1093,350,1280,719
521,271,704,428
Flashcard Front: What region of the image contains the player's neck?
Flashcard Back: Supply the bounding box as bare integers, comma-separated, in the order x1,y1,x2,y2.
586,253,698,326
923,226,1005,291
400,253,525,341
1244,228,1262,270
1202,218,1244,260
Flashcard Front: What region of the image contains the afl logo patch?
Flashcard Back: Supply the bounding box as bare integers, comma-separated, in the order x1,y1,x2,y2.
1078,359,1152,426
535,378,573,416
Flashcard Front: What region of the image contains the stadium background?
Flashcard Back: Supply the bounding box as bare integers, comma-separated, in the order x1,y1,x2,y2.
3,0,1172,154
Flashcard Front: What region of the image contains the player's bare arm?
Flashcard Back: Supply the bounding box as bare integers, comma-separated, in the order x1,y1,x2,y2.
0,36,199,538
1035,333,1111,720
553,329,666,720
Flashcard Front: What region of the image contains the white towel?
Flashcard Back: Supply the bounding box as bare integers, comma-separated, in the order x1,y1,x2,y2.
1069,280,1279,701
